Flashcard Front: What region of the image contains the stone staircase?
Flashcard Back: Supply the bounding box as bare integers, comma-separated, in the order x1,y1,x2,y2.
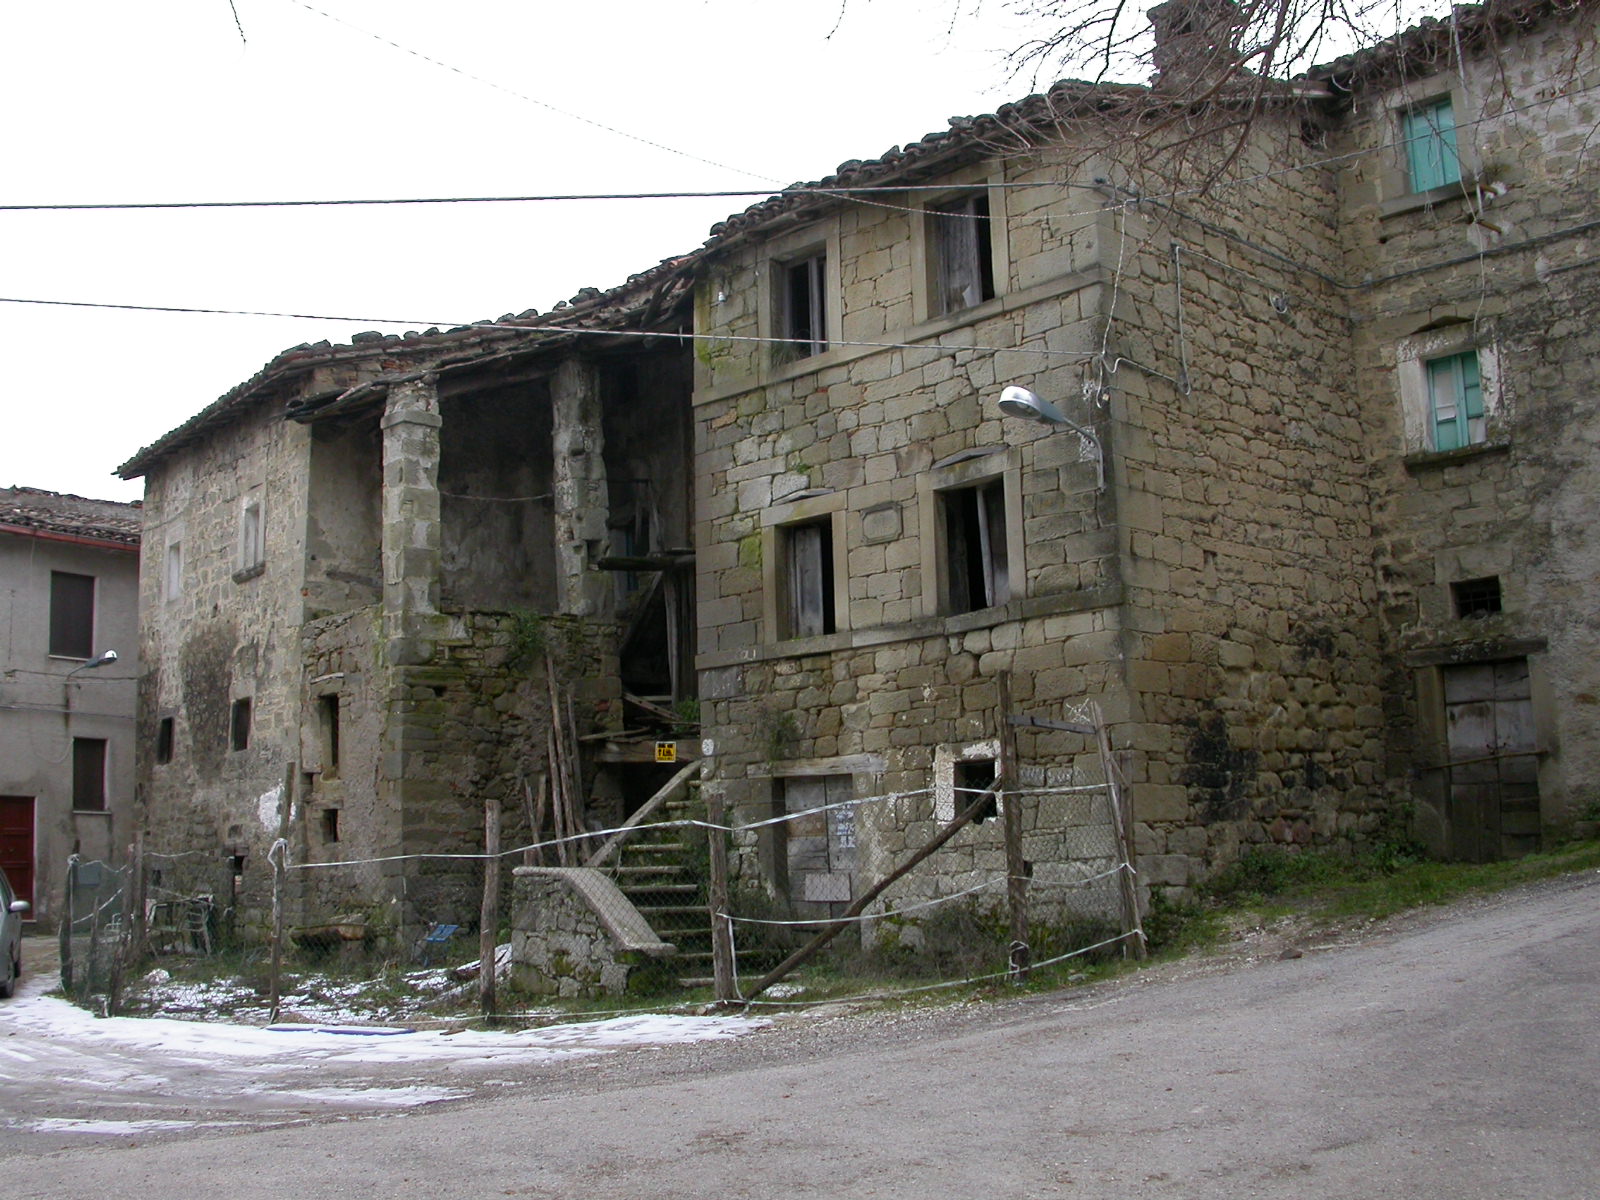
607,793,717,987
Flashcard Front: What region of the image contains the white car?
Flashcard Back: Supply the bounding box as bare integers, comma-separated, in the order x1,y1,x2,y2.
0,868,27,998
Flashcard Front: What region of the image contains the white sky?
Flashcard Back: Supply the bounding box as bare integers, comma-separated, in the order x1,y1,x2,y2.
0,0,1058,502
0,0,1413,504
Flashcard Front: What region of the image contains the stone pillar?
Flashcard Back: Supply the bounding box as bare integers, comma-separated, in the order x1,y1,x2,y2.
381,375,443,665
551,357,611,616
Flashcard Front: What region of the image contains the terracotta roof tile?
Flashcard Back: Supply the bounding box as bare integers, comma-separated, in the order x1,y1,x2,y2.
0,486,142,547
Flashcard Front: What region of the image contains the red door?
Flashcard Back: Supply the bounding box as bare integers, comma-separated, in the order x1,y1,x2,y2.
0,797,35,912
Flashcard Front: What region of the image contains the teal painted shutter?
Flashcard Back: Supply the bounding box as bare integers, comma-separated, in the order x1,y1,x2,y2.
1404,100,1461,192
1428,351,1482,451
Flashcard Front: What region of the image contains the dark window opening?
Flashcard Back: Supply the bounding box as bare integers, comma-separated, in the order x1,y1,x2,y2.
72,738,108,811
943,480,1009,614
780,253,827,359
231,698,252,752
782,518,836,639
321,808,341,845
1453,576,1503,618
954,759,998,824
319,694,341,779
49,571,95,659
156,717,175,765
931,193,995,315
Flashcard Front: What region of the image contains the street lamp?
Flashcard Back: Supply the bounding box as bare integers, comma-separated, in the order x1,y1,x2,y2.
67,649,119,677
996,385,1105,490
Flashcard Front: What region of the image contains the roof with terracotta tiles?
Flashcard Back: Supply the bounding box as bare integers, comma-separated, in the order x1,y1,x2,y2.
0,487,142,547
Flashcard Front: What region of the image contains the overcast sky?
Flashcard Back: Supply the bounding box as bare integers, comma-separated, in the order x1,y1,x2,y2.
0,0,1403,504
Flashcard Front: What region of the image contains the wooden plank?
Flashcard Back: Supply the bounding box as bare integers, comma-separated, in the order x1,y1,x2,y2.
706,791,738,1003
479,794,500,1019
582,759,700,869
997,672,1029,983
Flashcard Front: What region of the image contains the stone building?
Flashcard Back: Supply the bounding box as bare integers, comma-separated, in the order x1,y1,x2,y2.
0,487,141,928
117,263,698,935
689,0,1600,912
123,0,1598,938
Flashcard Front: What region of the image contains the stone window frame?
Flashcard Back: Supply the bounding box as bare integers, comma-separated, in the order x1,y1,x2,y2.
234,487,266,582
761,490,850,645
932,739,1004,823
1378,78,1477,218
909,168,1012,327
163,537,183,604
757,219,843,378
1394,324,1500,457
917,447,1024,619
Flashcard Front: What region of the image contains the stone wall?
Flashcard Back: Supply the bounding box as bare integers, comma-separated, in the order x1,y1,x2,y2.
1339,6,1600,845
511,866,675,997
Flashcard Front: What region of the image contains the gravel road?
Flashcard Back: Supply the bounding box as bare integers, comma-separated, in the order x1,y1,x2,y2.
9,871,1599,1198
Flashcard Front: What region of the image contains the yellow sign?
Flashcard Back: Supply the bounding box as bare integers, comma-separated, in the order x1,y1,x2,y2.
654,741,677,763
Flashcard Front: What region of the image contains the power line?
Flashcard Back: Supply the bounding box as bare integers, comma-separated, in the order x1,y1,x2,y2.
0,294,1098,358
282,0,778,185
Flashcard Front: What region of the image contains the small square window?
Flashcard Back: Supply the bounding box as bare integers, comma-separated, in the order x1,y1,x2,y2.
954,759,999,824
156,717,175,765
1403,99,1461,193
929,193,996,315
320,808,341,845
1427,350,1484,451
779,518,836,639
1452,576,1502,618
49,571,95,659
942,479,1009,614
72,737,107,811
778,252,827,361
231,698,253,752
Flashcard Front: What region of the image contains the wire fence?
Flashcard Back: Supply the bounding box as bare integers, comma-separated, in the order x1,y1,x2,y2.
55,698,1142,1018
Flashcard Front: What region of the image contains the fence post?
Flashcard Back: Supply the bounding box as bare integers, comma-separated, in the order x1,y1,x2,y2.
1093,706,1147,960
997,672,1030,984
268,838,287,1022
128,831,146,962
60,855,76,994
480,794,501,1020
706,791,738,1003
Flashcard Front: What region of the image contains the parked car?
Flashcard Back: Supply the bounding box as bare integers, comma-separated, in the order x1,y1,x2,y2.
0,867,27,998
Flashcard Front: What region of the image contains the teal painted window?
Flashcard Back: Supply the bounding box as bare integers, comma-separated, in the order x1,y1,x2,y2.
1427,351,1483,451
1403,99,1461,192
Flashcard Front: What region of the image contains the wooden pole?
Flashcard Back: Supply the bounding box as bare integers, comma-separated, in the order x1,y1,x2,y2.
479,794,501,1020
1094,706,1147,960
997,672,1030,984
740,783,1002,1004
706,790,737,1002
268,764,295,1023
59,857,75,993
128,831,146,962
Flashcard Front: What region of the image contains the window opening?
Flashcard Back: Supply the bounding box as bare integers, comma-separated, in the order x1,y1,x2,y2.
321,808,341,844
72,738,108,811
943,479,1009,614
954,758,999,824
165,541,183,601
1452,577,1502,618
49,571,95,659
931,193,995,315
156,717,175,765
231,698,253,752
238,496,265,573
318,694,341,778
782,518,836,638
780,252,828,359
1403,99,1461,193
1427,350,1483,451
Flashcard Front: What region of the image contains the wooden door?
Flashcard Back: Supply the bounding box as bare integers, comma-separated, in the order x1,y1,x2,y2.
0,796,35,911
782,775,858,918
1443,660,1540,862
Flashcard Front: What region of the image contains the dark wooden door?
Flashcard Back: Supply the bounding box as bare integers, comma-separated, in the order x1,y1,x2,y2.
1443,660,1540,862
782,775,858,918
0,796,35,910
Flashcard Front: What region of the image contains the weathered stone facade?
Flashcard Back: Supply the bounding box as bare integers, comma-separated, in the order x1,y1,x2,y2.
690,0,1600,902
121,276,700,938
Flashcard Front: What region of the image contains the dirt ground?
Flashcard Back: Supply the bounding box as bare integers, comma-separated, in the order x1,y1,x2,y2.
6,870,1598,1197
